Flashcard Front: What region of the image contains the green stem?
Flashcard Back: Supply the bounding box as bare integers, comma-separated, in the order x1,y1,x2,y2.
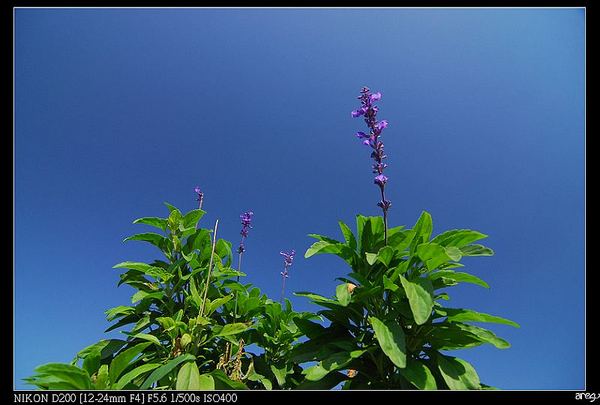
233,251,242,320
199,219,219,318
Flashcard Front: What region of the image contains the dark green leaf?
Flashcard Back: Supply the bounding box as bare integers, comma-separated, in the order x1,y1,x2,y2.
109,342,152,383
399,276,434,325
399,359,437,390
123,233,165,249
113,363,160,390
370,317,406,368
141,354,196,389
339,221,357,251
215,323,250,337
30,363,92,390
436,355,481,390
182,209,206,229
209,370,248,390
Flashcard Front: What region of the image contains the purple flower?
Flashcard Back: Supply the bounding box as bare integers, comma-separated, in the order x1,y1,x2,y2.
351,107,366,118
376,120,388,131
356,131,368,139
370,92,382,102
237,211,254,253
374,174,388,187
280,249,296,268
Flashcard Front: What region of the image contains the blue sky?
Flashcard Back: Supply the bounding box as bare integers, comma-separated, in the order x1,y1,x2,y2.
14,8,585,390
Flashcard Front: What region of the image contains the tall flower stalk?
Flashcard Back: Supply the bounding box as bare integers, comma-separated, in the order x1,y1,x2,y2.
279,249,295,304
194,186,204,210
351,87,392,244
234,211,253,319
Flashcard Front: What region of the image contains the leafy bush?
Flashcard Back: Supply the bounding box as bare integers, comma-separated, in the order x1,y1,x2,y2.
25,87,517,390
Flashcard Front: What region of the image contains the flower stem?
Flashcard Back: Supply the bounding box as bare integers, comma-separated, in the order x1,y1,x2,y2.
280,274,287,305
199,219,219,318
233,251,243,320
379,186,388,245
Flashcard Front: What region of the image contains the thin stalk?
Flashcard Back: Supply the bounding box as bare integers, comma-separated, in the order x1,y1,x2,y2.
233,251,243,320
379,186,388,245
199,219,219,318
280,274,287,305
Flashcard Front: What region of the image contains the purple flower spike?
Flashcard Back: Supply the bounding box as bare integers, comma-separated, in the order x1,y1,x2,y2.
194,186,204,210
374,174,388,186
237,211,254,254
350,86,392,243
280,249,296,268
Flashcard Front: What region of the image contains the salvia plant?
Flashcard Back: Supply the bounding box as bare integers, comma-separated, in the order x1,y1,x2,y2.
25,87,518,390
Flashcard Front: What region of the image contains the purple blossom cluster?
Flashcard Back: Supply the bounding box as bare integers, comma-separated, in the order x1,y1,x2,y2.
237,211,254,254
351,87,392,242
279,249,296,278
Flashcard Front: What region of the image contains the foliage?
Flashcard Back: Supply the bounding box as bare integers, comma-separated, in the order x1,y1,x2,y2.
295,212,518,389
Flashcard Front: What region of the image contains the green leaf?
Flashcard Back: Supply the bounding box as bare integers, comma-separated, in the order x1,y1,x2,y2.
399,276,434,325
336,284,351,306
207,295,233,315
164,202,178,212
131,290,164,304
430,271,489,289
294,291,337,305
376,246,395,267
31,363,92,390
410,211,433,252
131,333,162,347
270,364,288,387
82,352,100,376
369,316,406,368
105,306,135,321
123,233,165,249
209,369,248,390
113,363,160,390
431,229,488,248
339,221,357,251
178,364,213,390
295,371,347,390
450,323,511,349
460,244,494,256
365,252,378,265
444,308,520,328
215,323,250,337
75,339,127,361
303,350,365,381
182,209,206,229
293,318,327,339
305,240,342,258
133,216,167,231
94,364,109,389
141,354,196,389
109,342,152,383
113,262,172,282
436,355,481,390
417,243,460,271
399,359,437,390
383,275,399,292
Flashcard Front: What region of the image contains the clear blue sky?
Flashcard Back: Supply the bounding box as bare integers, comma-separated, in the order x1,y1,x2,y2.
14,8,585,390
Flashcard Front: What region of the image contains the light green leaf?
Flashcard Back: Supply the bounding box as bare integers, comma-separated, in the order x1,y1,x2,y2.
450,323,511,349
108,342,152,383
105,306,135,321
141,354,196,389
305,240,342,258
178,365,213,390
132,333,162,347
430,271,489,289
131,290,163,304
444,308,520,328
94,364,109,389
270,365,288,387
182,209,206,229
399,276,434,325
460,244,494,256
383,275,399,292
207,295,233,315
123,233,165,248
417,243,461,271
31,363,92,390
431,229,488,248
133,217,167,231
113,363,160,390
370,316,406,368
437,355,481,390
338,221,357,251
399,359,437,390
215,323,250,337
410,211,433,252
336,284,351,306
113,262,172,282
365,252,378,265
376,246,395,267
